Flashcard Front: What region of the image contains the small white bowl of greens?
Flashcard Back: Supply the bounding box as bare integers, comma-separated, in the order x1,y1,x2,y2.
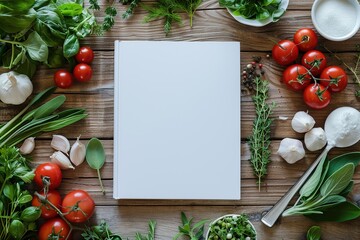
220,0,289,27
206,214,257,240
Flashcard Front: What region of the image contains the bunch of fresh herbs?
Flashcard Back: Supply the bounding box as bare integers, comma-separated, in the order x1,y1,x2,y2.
0,146,40,240
0,86,87,148
307,226,321,240
283,152,360,222
0,0,116,78
219,0,285,22
173,212,207,240
135,220,156,240
82,220,124,240
248,75,276,191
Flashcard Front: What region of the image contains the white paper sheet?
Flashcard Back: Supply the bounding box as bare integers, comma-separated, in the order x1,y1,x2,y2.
114,41,240,200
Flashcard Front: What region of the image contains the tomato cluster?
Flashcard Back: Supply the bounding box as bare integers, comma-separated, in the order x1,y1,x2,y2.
33,163,95,240
54,46,94,89
272,28,348,109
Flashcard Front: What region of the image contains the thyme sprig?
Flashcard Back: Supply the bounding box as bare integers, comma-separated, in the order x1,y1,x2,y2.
247,71,275,191
121,0,142,19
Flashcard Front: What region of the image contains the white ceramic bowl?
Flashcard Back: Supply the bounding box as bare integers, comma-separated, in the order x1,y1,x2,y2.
227,0,289,27
311,0,360,41
206,214,257,240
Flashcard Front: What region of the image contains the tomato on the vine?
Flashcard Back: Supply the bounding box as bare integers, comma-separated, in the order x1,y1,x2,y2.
38,217,70,240
303,83,331,109
301,50,327,77
282,64,312,91
73,63,93,82
34,163,62,190
320,66,348,92
61,190,95,223
32,190,61,219
54,69,73,89
272,40,299,66
75,46,94,64
293,28,318,52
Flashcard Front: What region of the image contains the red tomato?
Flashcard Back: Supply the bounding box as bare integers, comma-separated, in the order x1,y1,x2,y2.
61,190,95,223
272,40,299,66
34,163,62,190
301,50,327,77
38,217,70,240
32,190,62,219
282,64,312,91
303,83,331,109
320,66,348,92
293,28,318,52
54,69,73,89
73,63,93,82
75,46,94,64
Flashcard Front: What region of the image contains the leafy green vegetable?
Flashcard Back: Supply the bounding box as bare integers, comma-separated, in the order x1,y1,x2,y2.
82,220,123,240
173,212,207,240
219,0,285,22
135,220,156,240
248,76,276,190
307,226,321,240
283,152,360,222
0,146,39,240
86,138,106,195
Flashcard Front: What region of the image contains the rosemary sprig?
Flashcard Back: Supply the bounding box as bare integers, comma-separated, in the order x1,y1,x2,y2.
248,76,275,191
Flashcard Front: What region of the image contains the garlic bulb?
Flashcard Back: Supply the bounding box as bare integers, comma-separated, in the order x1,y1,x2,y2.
19,137,35,155
70,136,86,166
277,138,305,164
51,135,70,153
50,151,74,170
291,111,315,133
304,127,327,151
0,71,33,105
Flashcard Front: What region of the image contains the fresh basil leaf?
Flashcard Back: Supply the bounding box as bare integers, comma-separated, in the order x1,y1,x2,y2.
58,3,83,16
0,200,3,212
272,7,285,22
15,55,37,78
306,226,321,240
22,31,49,62
327,152,360,178
0,8,36,33
33,0,51,10
46,47,65,68
257,8,270,20
20,206,41,222
9,220,26,239
18,193,33,204
3,184,15,201
0,0,35,12
320,163,355,197
63,34,79,58
307,202,360,222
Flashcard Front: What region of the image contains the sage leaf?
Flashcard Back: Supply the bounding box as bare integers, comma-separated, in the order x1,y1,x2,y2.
300,155,327,198
9,220,26,239
326,152,360,178
310,195,346,211
307,226,321,240
86,138,106,194
307,201,360,222
339,180,354,197
33,95,66,119
320,163,354,197
22,31,49,62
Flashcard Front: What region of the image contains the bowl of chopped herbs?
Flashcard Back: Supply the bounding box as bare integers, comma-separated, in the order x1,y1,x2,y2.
206,214,257,240
219,0,289,27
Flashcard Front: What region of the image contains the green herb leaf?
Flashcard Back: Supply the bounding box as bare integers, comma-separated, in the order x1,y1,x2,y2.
20,206,41,222
58,3,83,16
326,152,360,178
174,212,207,240
306,226,321,240
9,219,26,239
63,34,79,58
86,138,106,194
300,155,327,198
22,31,49,62
307,201,360,222
320,163,354,196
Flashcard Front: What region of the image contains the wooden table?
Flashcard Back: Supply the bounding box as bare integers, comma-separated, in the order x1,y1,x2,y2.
7,0,360,239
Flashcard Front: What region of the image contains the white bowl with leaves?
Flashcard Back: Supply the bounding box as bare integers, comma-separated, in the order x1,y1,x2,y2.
206,214,257,240
220,0,290,27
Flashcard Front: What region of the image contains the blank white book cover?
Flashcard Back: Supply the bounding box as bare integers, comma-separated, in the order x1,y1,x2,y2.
113,41,240,200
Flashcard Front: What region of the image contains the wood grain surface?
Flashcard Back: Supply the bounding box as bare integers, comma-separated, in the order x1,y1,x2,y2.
2,0,360,239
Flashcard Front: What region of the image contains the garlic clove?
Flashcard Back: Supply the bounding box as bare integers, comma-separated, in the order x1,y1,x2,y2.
50,151,75,170
291,111,316,133
304,127,327,151
19,137,35,155
277,138,305,164
70,136,86,166
51,135,70,153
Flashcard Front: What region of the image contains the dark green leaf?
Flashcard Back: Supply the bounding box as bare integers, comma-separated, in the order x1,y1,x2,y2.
181,212,188,225
3,184,15,201
63,34,79,58
340,180,354,197
46,47,65,68
0,8,36,33
18,193,33,204
20,206,41,222
15,55,37,78
300,155,326,198
327,152,360,178
0,0,35,12
9,220,26,239
306,202,360,222
33,95,66,119
306,226,321,240
320,163,354,196
22,31,49,62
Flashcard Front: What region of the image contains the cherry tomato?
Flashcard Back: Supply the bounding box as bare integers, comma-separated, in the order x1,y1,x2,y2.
73,63,93,82
272,40,299,66
54,69,73,89
320,66,348,92
282,64,312,91
75,46,94,64
61,190,95,223
301,50,327,77
32,190,62,219
293,28,318,52
34,163,62,190
38,217,70,240
303,83,331,109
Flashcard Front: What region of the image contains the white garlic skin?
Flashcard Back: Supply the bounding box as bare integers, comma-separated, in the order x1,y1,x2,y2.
291,111,316,133
70,136,86,166
304,127,327,151
50,151,74,170
19,137,35,155
277,138,305,164
51,135,70,153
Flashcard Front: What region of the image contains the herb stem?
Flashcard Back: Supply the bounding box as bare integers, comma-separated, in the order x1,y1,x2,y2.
97,168,105,195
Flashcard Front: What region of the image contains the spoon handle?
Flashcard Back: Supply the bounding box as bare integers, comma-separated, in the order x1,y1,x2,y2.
261,146,331,227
